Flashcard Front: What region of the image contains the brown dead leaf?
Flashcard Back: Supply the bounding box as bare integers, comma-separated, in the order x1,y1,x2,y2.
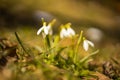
93,72,110,80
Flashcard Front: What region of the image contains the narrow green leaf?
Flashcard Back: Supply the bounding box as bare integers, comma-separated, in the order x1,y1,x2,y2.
80,50,99,63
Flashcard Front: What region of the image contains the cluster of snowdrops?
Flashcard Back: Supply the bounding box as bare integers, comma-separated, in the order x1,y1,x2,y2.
34,18,99,77
37,18,94,52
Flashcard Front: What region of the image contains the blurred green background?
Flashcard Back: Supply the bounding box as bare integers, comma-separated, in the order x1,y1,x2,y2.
0,0,120,61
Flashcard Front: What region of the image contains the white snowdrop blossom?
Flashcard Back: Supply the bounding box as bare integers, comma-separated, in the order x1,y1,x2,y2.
67,27,75,37
44,24,52,35
60,23,75,39
37,19,56,36
83,39,94,51
37,22,47,35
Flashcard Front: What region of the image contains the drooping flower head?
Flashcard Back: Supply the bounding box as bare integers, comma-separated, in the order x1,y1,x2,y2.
65,23,75,37
60,23,75,39
83,37,94,51
37,19,56,37
60,25,68,39
37,22,47,35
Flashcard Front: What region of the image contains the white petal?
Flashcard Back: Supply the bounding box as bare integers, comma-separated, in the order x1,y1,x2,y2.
83,40,89,51
44,25,53,35
44,26,49,35
60,28,67,38
47,25,53,35
37,27,44,35
87,40,94,47
67,28,75,36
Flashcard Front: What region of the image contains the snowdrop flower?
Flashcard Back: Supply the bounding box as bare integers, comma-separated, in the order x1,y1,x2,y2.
60,23,75,39
66,23,75,37
83,38,94,51
37,19,56,36
37,22,47,35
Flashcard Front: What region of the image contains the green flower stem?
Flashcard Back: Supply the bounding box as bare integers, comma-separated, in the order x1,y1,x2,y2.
74,31,83,63
75,31,83,53
44,35,56,63
45,35,51,49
